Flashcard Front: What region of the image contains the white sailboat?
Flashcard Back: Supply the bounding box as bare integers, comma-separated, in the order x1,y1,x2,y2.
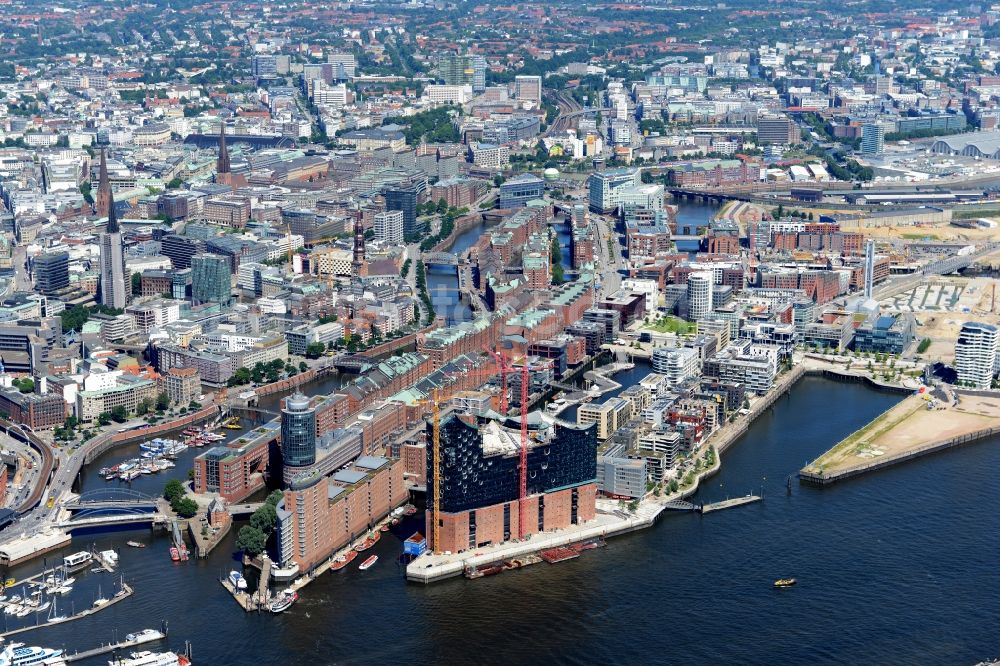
47,597,67,623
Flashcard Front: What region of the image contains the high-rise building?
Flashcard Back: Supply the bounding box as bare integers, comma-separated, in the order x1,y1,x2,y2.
687,272,714,321
587,168,641,214
281,393,317,472
472,55,487,93
34,252,69,295
427,414,598,553
99,191,127,309
861,123,885,156
384,184,423,238
190,253,232,306
514,75,542,106
863,238,876,299
437,53,475,86
955,322,999,389
374,210,404,244
327,53,357,80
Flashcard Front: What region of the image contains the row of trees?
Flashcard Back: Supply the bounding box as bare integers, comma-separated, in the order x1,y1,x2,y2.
227,359,307,387
164,479,198,519
235,490,284,556
414,260,435,325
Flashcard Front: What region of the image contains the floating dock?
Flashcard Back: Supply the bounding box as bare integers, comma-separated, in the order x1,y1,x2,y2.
64,627,166,662
700,495,762,513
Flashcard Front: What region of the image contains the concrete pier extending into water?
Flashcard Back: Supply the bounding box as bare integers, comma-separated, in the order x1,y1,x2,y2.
800,390,1000,486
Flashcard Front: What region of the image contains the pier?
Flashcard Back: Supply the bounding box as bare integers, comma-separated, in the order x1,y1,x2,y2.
0,583,134,638
700,495,762,513
63,627,166,662
800,391,1000,486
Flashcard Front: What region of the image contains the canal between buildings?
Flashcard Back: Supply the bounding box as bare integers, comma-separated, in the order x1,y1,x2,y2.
15,374,1000,665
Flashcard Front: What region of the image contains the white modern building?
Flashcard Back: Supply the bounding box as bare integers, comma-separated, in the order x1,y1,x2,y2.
955,322,999,389
651,347,700,387
374,210,404,245
687,272,714,321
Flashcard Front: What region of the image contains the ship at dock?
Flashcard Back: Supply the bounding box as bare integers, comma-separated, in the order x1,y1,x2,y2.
0,642,64,666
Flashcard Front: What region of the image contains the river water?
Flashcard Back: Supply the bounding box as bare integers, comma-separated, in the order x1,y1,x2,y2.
12,374,1000,665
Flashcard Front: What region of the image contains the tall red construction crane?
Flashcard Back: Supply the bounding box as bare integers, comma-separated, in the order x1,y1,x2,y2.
487,347,554,540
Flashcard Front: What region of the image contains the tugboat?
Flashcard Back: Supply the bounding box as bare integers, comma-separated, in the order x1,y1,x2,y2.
268,589,298,614
773,578,797,588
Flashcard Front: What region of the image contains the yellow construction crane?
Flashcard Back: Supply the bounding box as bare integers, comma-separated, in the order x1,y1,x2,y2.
431,388,441,555
414,388,443,553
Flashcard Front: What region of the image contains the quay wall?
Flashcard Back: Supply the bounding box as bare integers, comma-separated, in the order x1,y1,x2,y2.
802,367,913,395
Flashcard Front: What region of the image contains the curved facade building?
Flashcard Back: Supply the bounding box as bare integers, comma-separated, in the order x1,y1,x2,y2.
281,392,317,471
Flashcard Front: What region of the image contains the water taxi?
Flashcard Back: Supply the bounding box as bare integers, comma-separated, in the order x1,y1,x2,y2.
773,578,797,588
268,589,298,614
358,555,378,571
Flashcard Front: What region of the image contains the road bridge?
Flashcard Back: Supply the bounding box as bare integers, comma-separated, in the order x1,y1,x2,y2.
423,252,461,267
57,512,168,530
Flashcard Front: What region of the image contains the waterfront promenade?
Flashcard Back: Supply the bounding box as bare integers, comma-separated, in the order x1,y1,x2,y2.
800,390,1000,485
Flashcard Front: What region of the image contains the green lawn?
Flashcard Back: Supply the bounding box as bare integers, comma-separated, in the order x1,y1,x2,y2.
644,316,696,335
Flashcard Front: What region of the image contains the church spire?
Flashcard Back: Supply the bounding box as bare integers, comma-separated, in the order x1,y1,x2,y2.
106,185,119,234
95,148,111,218
217,122,231,175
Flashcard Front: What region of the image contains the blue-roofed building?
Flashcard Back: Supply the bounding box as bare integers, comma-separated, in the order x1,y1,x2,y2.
852,313,915,354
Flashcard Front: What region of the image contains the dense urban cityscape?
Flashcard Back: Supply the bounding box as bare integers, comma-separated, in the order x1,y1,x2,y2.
0,0,997,663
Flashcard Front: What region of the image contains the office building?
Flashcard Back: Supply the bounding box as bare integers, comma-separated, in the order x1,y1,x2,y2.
853,314,915,354
498,174,545,209
757,116,799,144
955,322,999,389
384,184,423,238
99,234,127,310
163,367,200,406
587,169,641,214
514,75,542,106
596,456,647,499
193,432,270,503
427,414,597,553
374,210,404,245
281,392,317,473
190,253,232,306
861,123,885,156
327,53,357,79
34,252,69,295
437,53,475,86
